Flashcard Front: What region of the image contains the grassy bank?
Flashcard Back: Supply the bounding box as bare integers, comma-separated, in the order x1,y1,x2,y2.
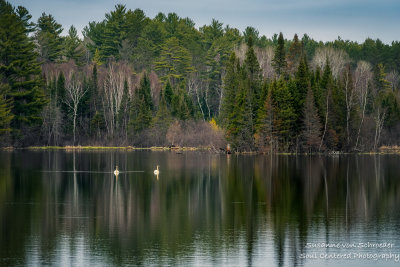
22,146,211,152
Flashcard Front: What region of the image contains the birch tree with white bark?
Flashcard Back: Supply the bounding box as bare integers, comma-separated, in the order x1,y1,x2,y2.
102,62,132,137
353,61,372,150
188,73,206,121
342,65,356,147
64,71,87,145
312,47,349,79
386,70,399,91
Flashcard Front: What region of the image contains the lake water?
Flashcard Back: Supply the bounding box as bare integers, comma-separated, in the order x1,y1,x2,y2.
0,151,400,266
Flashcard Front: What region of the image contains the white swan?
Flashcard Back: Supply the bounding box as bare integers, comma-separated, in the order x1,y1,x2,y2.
154,165,159,175
114,166,120,176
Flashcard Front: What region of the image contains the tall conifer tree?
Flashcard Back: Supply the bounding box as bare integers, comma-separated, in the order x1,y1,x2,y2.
36,13,63,62
301,87,322,152
220,52,238,127
272,32,287,77
0,0,47,143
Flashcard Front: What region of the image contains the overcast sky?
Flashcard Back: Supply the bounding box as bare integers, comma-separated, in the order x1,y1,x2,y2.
11,0,400,43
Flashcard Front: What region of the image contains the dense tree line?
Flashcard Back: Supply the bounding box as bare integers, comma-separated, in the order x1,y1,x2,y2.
1,1,399,151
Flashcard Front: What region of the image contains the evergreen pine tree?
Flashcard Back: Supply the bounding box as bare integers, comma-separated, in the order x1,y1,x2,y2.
318,60,336,150
292,56,310,133
150,90,172,144
128,75,152,136
0,82,13,136
287,34,303,75
373,64,399,129
35,12,64,62
301,87,322,153
155,37,195,84
227,70,254,151
92,48,103,66
0,1,47,143
244,36,262,118
270,78,295,147
163,80,173,106
255,89,276,153
64,25,85,64
220,52,238,127
56,72,68,116
374,64,391,92
99,4,128,62
171,85,192,120
140,73,154,111
272,32,287,77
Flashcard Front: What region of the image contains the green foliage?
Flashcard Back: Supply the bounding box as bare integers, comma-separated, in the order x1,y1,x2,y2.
36,12,63,62
272,32,287,77
1,2,400,150
220,53,238,127
291,57,310,133
150,91,173,143
125,8,149,47
270,78,295,144
155,37,195,84
90,111,105,138
0,82,13,135
64,25,84,64
287,34,303,74
301,87,322,152
243,26,259,46
171,84,192,120
56,72,66,108
255,89,275,152
163,80,173,106
0,0,47,143
227,70,254,151
375,64,392,92
92,48,102,66
244,36,262,115
128,74,153,135
202,22,238,119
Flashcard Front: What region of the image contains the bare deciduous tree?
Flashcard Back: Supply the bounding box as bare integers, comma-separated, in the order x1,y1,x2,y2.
64,71,88,145
342,65,356,147
234,43,247,64
102,62,132,137
319,89,330,152
166,120,182,145
354,61,373,150
373,107,386,151
386,70,399,91
312,47,349,79
165,120,226,148
255,46,275,79
149,71,161,107
188,73,205,121
41,103,62,146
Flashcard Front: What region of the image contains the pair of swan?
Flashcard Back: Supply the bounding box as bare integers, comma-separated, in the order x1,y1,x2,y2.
113,165,159,176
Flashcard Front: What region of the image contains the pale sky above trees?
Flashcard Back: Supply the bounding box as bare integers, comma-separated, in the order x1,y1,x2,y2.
13,0,400,43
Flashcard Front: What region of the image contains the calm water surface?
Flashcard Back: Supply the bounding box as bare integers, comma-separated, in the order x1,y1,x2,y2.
0,151,400,266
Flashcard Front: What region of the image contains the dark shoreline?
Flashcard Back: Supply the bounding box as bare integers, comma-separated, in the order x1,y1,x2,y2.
1,146,400,155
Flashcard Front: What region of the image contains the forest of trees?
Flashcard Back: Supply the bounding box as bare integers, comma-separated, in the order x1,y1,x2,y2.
1,1,400,152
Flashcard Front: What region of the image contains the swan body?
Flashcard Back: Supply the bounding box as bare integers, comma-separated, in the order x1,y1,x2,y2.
154,165,159,175
114,166,120,176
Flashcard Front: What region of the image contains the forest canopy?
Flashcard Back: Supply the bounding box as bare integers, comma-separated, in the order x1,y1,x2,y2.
1,1,399,152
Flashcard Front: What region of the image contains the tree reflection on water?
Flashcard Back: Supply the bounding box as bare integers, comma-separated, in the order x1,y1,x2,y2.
0,151,399,266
